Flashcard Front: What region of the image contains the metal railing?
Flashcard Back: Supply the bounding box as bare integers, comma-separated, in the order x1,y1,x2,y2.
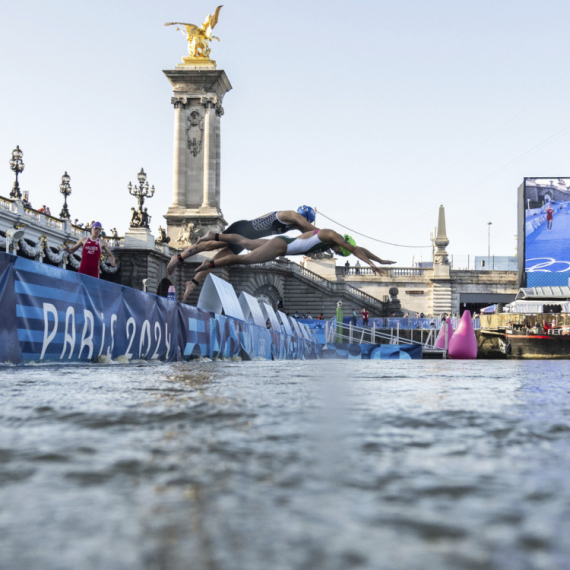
324,319,448,356
338,258,517,274
297,263,383,306
340,283,382,306
299,265,329,286
338,266,426,277
346,316,481,330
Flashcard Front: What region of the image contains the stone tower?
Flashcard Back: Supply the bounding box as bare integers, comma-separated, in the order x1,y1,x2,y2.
430,205,452,316
163,66,232,246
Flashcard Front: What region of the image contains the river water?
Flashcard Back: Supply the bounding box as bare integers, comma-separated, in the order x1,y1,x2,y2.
1,360,570,570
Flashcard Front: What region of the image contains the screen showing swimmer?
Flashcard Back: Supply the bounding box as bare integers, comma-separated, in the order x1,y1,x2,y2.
524,177,570,275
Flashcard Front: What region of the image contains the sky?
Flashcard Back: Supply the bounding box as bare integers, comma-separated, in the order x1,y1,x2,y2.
2,0,570,266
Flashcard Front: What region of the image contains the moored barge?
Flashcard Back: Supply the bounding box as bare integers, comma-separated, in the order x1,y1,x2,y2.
480,286,570,359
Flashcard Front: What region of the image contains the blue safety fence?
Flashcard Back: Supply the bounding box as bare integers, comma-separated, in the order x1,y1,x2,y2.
0,253,319,364
341,317,481,330
297,319,327,344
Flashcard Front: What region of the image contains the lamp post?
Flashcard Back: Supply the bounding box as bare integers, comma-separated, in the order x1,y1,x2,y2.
128,168,155,228
9,146,24,200
59,171,72,219
488,221,492,262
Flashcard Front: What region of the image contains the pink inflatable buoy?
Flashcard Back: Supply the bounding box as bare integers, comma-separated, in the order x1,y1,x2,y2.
448,310,478,359
435,318,454,349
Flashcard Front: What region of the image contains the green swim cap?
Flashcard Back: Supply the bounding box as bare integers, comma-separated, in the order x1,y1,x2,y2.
338,234,356,257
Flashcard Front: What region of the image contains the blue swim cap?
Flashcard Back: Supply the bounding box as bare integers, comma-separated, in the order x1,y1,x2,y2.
92,222,102,229
297,205,316,224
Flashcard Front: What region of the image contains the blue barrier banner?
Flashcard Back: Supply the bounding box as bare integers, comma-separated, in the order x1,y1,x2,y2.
182,305,211,359
0,254,21,363
0,253,320,364
298,319,327,344
11,256,179,363
320,342,422,360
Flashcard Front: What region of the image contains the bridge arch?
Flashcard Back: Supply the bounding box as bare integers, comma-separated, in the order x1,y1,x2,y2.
251,283,281,311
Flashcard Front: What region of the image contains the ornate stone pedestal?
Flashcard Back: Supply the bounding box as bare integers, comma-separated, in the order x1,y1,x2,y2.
163,65,231,246
124,227,156,249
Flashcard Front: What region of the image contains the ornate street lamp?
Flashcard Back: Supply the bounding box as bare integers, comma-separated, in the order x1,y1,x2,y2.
9,145,24,200
59,171,72,219
128,168,155,228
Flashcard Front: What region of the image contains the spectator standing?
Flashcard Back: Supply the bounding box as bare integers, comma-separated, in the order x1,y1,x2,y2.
546,205,554,231
362,308,369,327
355,260,361,275
344,260,350,275
352,309,357,326
64,222,115,278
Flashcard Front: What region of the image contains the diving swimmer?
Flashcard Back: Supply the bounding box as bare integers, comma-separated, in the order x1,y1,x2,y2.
194,229,395,276
167,207,317,301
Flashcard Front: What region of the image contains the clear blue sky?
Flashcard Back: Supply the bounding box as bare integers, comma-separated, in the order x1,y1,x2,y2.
2,0,570,265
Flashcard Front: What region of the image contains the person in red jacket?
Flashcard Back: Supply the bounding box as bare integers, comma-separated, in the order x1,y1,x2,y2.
546,205,554,231
64,222,115,278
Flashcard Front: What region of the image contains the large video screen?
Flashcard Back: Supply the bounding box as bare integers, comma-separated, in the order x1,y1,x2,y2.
524,178,570,287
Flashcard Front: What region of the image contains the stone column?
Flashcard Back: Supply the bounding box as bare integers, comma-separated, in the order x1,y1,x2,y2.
215,104,223,208
171,97,188,209
201,96,217,211
163,67,231,245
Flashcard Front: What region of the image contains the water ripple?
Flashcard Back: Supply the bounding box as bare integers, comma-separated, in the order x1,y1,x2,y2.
1,360,570,569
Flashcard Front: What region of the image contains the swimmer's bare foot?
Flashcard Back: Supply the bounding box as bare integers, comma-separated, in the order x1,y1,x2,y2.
197,230,216,245
167,253,182,275
183,279,199,302
195,259,214,274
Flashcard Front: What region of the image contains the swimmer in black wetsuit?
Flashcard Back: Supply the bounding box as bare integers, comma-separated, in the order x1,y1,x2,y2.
167,207,317,301
194,229,395,277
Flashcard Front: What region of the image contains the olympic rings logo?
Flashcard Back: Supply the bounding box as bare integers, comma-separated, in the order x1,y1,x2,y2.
526,257,570,272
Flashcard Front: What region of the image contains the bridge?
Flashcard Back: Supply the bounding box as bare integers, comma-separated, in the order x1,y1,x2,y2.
0,194,517,319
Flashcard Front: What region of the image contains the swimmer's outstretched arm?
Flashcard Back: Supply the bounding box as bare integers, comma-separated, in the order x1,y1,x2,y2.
318,230,391,276
358,246,396,266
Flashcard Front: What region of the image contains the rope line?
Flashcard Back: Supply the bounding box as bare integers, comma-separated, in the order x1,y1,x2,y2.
316,210,432,248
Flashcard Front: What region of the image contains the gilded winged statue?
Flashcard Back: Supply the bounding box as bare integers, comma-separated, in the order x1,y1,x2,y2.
165,6,223,60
